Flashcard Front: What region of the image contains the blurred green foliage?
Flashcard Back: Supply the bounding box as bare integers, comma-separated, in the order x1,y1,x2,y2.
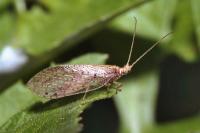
0,0,200,133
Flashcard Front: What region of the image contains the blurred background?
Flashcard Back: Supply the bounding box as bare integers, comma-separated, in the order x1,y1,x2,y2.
0,0,200,133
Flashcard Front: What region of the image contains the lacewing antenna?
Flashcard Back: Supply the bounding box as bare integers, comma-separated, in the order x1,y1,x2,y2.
130,32,172,67
125,17,172,68
126,17,137,66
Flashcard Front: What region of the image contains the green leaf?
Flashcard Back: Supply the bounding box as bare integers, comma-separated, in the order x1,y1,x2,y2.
0,53,116,133
14,0,150,55
191,0,200,49
114,71,159,133
0,0,11,10
111,0,176,40
0,82,39,126
168,0,198,61
149,116,200,133
111,0,200,62
0,88,116,133
0,13,14,50
68,53,108,64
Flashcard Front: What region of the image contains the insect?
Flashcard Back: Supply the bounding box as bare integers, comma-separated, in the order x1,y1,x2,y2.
27,17,171,99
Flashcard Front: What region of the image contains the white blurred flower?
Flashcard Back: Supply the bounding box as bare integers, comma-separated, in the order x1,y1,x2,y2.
0,46,27,73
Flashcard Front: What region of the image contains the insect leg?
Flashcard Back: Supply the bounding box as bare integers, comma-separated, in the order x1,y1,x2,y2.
105,83,111,90
113,81,122,91
82,87,89,100
105,83,113,96
104,82,122,95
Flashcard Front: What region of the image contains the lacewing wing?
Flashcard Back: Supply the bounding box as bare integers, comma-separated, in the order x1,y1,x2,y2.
27,18,171,99
27,65,123,99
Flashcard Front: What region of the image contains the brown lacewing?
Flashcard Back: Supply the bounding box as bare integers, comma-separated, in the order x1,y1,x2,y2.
27,18,171,99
